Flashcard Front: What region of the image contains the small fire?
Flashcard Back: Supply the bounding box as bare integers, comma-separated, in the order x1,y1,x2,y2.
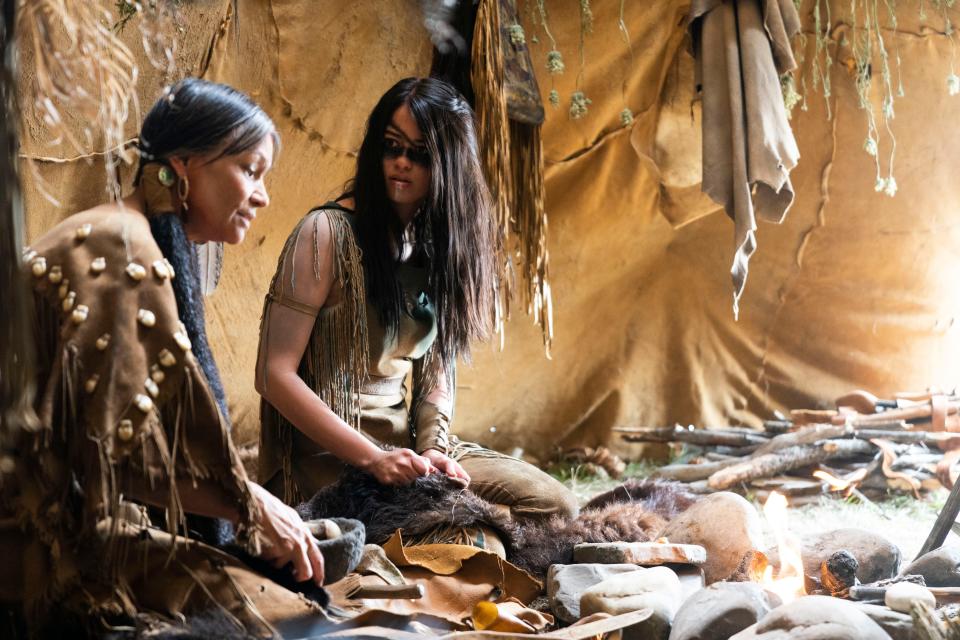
760,491,806,602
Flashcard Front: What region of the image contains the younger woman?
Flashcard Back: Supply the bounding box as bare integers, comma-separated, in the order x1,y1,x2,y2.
257,77,577,531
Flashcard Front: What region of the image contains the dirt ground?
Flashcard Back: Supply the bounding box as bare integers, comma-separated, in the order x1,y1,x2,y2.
552,462,949,563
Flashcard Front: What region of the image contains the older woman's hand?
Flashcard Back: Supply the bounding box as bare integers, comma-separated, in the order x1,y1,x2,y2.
362,448,435,485
249,482,325,586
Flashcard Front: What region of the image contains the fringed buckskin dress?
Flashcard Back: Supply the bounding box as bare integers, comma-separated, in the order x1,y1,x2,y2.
258,204,577,529
1,166,325,637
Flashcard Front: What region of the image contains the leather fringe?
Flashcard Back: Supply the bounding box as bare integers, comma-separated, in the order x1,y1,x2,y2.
259,209,369,504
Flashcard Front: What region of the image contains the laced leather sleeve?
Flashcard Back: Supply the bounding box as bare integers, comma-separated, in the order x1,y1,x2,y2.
412,354,455,455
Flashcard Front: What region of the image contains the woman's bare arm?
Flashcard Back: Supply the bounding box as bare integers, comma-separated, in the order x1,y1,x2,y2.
255,210,433,485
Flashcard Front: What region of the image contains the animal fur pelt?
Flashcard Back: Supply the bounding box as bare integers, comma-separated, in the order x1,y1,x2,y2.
582,478,699,518
298,468,699,578
126,611,257,640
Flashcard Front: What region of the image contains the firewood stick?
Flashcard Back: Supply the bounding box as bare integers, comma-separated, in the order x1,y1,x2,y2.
763,420,793,435
617,425,769,448
853,402,959,425
853,430,954,445
652,458,745,482
753,424,850,455
707,440,876,491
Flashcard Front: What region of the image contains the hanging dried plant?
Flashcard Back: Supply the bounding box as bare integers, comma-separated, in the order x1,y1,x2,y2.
617,0,634,127
119,1,181,75
795,0,905,197
535,0,563,106
19,0,141,202
570,0,592,119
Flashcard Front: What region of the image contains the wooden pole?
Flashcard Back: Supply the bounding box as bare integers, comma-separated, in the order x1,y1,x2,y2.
0,0,38,444
916,471,960,560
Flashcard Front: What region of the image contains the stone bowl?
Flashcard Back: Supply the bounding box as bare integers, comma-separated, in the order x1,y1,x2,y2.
308,517,365,584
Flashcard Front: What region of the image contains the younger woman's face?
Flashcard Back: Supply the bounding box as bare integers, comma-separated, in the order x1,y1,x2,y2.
173,134,275,245
382,103,431,216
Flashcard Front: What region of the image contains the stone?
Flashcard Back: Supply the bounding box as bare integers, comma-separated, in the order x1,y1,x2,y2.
769,529,901,585
144,378,159,399
851,603,917,640
574,542,706,566
62,291,76,312
730,595,892,639
84,375,99,394
901,546,960,587
669,582,780,640
48,266,63,284
75,223,92,240
90,257,106,274
96,334,111,351
884,582,935,613
670,564,705,602
659,492,766,584
150,365,165,384
580,566,682,640
547,563,646,623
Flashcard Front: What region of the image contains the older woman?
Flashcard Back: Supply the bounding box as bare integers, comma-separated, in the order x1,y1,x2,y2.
5,79,325,637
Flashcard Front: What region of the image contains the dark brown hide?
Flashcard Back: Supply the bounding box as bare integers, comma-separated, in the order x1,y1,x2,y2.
298,469,697,578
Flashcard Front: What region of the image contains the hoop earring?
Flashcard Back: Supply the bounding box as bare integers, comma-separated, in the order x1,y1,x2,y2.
177,175,190,212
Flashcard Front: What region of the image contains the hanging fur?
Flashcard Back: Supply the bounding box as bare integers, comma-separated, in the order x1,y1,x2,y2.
297,466,699,579
471,0,513,335
509,119,552,354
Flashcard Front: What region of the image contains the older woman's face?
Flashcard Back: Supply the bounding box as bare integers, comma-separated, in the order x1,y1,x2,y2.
174,134,275,245
382,104,431,217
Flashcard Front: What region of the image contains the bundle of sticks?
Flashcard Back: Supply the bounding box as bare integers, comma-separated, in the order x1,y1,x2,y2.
615,390,960,505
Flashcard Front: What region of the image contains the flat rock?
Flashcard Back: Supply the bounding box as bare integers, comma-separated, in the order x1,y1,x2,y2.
852,603,918,640
885,582,936,613
659,492,766,584
768,528,901,584
574,542,706,566
669,582,780,640
900,546,960,587
730,595,892,639
581,566,682,640
547,563,643,624
671,564,705,601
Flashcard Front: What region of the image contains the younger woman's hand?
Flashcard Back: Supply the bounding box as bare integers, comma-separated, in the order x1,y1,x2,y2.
421,449,470,484
363,448,435,485
249,482,325,586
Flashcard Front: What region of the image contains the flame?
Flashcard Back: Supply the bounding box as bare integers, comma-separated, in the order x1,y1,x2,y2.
760,491,806,602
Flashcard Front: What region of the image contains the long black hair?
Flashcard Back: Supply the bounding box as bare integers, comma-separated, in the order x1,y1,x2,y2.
136,79,279,547
350,77,497,367
134,77,279,182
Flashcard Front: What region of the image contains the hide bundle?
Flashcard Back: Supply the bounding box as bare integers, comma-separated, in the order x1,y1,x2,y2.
297,466,697,577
